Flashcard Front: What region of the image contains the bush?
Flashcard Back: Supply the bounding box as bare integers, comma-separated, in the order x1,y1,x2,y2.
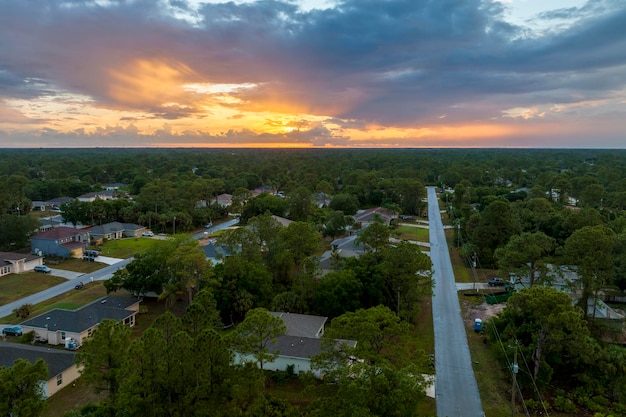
553,395,577,414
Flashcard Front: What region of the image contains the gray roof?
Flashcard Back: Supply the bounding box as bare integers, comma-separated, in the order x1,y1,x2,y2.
89,222,144,235
201,241,232,259
0,342,76,378
269,336,357,360
270,312,327,338
21,296,139,334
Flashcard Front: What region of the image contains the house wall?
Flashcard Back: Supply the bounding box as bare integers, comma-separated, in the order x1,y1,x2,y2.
234,353,316,376
43,364,82,398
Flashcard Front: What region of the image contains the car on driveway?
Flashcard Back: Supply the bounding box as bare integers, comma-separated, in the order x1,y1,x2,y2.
142,231,154,237
2,325,23,336
34,265,52,273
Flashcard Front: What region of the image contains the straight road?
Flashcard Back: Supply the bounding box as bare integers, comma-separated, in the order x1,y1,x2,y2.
428,186,484,417
0,258,132,320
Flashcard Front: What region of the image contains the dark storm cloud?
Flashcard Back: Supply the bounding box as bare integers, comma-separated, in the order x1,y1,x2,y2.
0,0,625,130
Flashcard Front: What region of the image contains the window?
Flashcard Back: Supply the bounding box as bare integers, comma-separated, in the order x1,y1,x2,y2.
61,331,66,340
57,373,63,386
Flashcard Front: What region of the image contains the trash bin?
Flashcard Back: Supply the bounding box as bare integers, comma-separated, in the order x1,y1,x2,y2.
474,318,482,332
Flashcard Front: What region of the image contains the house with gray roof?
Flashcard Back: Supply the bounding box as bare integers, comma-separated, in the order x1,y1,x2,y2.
235,312,356,376
201,240,233,265
88,222,147,241
20,295,141,348
0,342,80,398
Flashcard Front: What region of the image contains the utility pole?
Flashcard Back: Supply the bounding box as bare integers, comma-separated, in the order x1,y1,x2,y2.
511,340,518,416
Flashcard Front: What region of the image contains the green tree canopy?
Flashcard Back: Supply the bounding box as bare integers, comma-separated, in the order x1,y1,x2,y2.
230,308,286,371
0,358,48,417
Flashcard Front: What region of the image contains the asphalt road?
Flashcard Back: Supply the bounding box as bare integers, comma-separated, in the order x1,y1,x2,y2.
0,258,133,321
192,217,240,240
428,186,484,417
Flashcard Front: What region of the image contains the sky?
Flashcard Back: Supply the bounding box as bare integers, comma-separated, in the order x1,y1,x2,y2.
0,0,625,148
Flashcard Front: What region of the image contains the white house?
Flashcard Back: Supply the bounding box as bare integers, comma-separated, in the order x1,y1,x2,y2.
235,312,356,376
20,296,141,348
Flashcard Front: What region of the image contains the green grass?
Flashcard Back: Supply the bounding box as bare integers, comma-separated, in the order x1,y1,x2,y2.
394,225,429,242
49,258,108,273
0,282,109,323
0,273,65,306
96,237,162,258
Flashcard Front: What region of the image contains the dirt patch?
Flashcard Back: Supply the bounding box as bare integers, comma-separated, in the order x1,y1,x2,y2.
461,299,505,328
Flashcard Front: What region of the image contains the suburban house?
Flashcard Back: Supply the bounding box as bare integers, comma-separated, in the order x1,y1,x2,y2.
47,197,74,210
76,190,117,202
88,222,147,241
31,200,53,212
201,240,233,265
211,193,233,207
0,342,80,398
30,226,90,258
353,207,397,225
0,252,44,277
102,183,127,190
235,312,357,376
511,264,624,320
20,295,141,348
271,215,293,227
316,235,366,275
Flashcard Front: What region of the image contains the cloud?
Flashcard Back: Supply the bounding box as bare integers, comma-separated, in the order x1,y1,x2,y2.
0,0,625,147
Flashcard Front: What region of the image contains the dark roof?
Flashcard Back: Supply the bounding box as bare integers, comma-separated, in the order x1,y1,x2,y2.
270,312,327,338
21,296,139,334
269,336,357,360
89,222,144,235
0,342,76,378
47,197,74,205
270,335,323,359
32,226,87,240
353,207,395,224
0,252,41,262
201,241,232,259
77,190,116,199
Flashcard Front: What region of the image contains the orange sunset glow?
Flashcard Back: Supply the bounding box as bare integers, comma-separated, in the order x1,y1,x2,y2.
0,0,624,148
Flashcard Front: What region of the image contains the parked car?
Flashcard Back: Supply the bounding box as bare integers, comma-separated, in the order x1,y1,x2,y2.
2,326,23,336
488,277,506,287
205,222,213,229
75,282,84,290
142,231,154,237
34,265,52,274
84,249,100,257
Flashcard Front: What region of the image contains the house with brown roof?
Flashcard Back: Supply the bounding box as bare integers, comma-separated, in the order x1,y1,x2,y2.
0,252,45,277
30,226,90,258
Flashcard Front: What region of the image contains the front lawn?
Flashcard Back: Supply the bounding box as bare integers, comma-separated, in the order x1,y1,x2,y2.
0,281,108,324
394,225,429,242
96,237,162,258
0,273,65,307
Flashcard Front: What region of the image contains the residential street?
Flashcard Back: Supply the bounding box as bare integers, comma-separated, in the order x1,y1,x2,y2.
428,186,484,417
0,258,132,322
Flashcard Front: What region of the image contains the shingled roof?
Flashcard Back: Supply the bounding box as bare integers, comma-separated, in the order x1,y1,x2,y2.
21,296,139,334
0,342,76,378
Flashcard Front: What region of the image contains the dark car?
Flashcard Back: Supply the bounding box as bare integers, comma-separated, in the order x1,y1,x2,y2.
2,326,23,336
34,265,52,273
488,277,506,287
75,282,84,290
